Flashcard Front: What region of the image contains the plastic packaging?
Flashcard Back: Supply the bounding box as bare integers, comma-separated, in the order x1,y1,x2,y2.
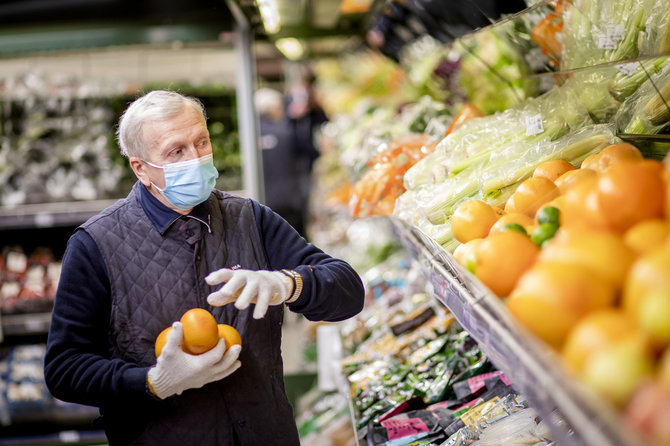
615,63,670,134
561,0,670,71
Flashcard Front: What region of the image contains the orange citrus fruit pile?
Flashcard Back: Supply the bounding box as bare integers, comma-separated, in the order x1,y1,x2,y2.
449,143,670,413
155,308,241,357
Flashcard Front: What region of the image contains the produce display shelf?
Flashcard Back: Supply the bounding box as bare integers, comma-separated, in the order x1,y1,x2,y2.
0,200,120,230
1,312,52,338
389,217,644,446
0,429,107,446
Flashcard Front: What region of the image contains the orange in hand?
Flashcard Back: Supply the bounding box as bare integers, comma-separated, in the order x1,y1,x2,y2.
218,324,242,350
154,326,173,358
180,308,220,355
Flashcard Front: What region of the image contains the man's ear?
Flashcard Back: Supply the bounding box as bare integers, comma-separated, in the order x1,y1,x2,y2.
129,157,151,187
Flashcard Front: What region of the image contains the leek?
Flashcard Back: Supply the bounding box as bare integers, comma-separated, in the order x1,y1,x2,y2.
609,57,669,101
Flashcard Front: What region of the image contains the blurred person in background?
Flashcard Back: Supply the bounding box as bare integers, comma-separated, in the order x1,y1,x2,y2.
285,71,328,233
44,90,364,446
255,87,309,238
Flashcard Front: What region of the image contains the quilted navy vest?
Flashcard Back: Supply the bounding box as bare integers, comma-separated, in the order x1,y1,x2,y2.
81,183,300,445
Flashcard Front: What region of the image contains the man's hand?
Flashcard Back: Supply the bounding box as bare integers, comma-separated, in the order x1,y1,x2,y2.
147,322,241,399
205,269,293,319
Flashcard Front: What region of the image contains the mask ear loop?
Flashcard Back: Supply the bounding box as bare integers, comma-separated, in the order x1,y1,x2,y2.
141,159,167,193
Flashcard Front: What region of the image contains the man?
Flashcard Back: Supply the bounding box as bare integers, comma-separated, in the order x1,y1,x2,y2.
255,87,306,237
44,90,365,445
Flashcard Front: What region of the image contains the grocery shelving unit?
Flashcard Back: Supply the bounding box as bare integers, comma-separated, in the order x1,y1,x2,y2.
388,217,644,446
0,200,107,444
0,200,117,230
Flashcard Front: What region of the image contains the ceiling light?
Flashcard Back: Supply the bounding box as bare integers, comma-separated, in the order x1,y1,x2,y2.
257,0,280,34
275,38,305,60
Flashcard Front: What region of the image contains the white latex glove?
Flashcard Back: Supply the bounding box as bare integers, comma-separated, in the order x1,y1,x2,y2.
205,268,293,319
147,321,241,399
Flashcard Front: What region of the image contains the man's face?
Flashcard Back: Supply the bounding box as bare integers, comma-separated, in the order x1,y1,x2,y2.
129,106,213,210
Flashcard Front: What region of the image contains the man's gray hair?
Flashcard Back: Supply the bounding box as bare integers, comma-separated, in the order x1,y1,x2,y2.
116,90,207,159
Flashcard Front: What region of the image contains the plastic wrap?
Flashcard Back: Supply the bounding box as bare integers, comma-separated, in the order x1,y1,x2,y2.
568,69,622,123
561,0,670,71
349,134,439,218
403,83,593,192
471,407,552,446
455,21,538,115
479,123,618,196
397,84,600,250
608,56,670,102
615,64,670,134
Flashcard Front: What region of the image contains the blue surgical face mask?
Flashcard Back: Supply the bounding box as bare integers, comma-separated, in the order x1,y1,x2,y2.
144,153,219,210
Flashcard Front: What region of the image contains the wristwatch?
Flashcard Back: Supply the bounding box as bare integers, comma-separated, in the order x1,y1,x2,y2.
280,269,303,303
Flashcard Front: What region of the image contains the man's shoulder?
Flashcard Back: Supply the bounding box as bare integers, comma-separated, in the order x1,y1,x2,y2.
213,190,259,209
83,198,128,223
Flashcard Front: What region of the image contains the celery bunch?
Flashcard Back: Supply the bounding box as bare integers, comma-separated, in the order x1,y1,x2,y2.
561,0,670,71
609,57,670,102
616,65,670,134
403,85,592,191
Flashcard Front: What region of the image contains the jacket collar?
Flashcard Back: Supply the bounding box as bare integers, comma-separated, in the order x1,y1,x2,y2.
137,182,212,235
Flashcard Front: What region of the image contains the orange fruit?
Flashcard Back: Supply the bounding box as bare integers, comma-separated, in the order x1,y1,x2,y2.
218,324,242,350
579,153,600,170
451,200,501,243
489,212,535,235
624,219,670,256
554,168,598,194
580,143,642,173
636,288,670,348
180,308,220,355
659,347,670,385
453,238,483,272
507,261,616,349
155,326,172,358
562,308,638,376
561,175,612,232
663,166,670,218
623,246,670,316
597,159,666,232
533,159,576,182
474,230,539,297
504,177,560,218
583,335,654,407
539,229,635,290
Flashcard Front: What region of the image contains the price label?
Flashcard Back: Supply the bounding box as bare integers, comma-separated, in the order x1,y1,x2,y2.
606,24,625,41
597,34,617,50
380,417,429,441
524,114,544,136
617,62,638,75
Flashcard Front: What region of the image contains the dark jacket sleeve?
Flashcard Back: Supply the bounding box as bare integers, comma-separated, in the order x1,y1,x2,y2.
44,229,150,407
252,201,365,322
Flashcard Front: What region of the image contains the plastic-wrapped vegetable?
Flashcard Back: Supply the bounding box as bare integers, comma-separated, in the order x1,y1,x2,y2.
616,64,670,134
455,21,538,115
399,85,596,230
530,0,564,68
609,57,670,102
561,0,670,71
403,83,592,191
349,134,438,217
